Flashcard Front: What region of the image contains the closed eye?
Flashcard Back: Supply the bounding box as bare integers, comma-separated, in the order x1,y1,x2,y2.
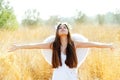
58,27,62,29
59,26,67,29
63,26,67,29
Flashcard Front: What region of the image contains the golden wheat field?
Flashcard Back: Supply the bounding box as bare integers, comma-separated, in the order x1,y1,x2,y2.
0,24,120,80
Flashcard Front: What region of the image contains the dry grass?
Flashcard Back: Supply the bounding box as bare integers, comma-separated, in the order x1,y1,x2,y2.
0,25,120,80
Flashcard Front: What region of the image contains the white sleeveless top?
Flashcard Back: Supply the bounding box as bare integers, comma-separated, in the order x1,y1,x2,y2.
41,34,89,68
41,34,90,80
52,53,78,80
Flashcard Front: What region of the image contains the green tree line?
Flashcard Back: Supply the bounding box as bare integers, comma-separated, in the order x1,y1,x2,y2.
0,0,18,30
0,0,120,29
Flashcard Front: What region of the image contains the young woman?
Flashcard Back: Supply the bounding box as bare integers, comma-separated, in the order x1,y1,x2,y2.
8,23,114,80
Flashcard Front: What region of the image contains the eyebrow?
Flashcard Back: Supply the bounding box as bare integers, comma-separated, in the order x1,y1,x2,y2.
59,26,67,28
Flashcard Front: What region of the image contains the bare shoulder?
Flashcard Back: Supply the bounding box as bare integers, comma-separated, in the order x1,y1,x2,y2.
73,41,82,48
42,42,53,49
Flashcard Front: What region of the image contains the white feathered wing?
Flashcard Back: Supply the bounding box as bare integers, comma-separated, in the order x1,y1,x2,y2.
41,34,90,68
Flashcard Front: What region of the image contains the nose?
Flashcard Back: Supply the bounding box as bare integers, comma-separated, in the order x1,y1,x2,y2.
61,28,66,31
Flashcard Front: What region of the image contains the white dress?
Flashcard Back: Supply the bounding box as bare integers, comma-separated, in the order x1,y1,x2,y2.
41,34,90,80
52,53,77,80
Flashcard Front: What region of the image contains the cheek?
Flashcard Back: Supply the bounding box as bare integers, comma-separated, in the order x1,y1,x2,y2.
58,30,61,36
66,30,68,33
58,30,60,34
65,30,68,34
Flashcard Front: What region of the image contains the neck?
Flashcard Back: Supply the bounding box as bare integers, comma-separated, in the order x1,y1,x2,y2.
60,36,68,46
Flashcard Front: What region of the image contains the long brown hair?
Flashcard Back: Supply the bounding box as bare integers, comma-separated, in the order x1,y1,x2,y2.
52,24,78,68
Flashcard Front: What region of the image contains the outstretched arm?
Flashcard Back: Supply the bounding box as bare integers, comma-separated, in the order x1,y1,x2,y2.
74,41,113,49
8,42,52,52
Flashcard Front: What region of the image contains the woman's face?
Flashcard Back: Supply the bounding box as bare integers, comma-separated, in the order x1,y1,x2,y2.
58,24,68,36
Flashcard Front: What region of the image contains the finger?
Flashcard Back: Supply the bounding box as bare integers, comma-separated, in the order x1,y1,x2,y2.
8,47,15,52
7,48,13,52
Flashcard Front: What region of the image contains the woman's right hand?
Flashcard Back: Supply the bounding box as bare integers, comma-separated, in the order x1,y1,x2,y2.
8,44,19,52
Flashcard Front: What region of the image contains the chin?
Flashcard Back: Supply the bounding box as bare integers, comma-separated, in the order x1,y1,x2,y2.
59,33,68,36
